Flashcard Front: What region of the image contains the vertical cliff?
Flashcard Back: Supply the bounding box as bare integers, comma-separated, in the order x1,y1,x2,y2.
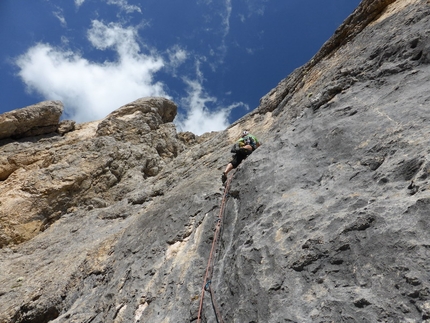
1,0,430,322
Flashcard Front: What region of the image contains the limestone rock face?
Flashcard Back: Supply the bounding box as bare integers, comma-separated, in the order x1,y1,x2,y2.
0,97,185,248
57,120,76,135
1,1,430,323
96,97,182,159
0,101,63,140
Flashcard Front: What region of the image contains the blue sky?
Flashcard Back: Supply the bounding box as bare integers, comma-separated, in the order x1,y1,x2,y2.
0,0,360,134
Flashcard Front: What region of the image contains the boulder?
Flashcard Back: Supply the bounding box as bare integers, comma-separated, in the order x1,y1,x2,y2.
57,120,76,135
96,97,177,142
0,101,63,140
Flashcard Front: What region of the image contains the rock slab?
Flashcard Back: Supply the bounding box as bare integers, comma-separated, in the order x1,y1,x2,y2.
0,101,63,139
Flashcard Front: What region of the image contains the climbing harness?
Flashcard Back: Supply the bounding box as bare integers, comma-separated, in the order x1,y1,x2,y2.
196,171,234,323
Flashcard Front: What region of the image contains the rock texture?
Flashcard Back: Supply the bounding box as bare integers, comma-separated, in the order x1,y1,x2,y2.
0,101,63,140
1,0,430,322
0,97,185,248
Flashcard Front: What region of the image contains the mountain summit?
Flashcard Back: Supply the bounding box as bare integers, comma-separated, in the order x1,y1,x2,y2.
1,0,430,322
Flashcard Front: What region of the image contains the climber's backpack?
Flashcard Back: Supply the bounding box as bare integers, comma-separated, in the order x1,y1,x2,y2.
243,135,256,149
231,142,241,153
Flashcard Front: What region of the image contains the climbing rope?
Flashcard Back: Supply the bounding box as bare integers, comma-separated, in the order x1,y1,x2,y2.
196,171,234,323
208,281,224,323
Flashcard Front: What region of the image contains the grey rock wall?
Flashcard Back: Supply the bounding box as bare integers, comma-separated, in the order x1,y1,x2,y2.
213,65,430,322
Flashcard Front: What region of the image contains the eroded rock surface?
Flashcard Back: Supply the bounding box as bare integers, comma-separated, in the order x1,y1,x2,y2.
0,97,185,248
1,0,430,322
0,101,63,140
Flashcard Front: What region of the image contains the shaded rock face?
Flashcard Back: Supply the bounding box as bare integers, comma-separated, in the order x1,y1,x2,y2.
1,1,430,323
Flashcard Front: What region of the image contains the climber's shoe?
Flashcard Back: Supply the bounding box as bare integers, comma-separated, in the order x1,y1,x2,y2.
221,172,227,184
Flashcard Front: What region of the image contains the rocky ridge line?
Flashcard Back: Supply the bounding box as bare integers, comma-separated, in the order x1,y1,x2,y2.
0,97,187,247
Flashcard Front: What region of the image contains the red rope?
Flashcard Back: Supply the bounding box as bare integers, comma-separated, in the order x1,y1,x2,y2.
196,172,233,323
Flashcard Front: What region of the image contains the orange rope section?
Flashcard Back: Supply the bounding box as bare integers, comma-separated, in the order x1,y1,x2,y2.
196,172,233,323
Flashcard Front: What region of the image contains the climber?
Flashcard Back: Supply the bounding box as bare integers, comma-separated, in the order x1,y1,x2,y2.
221,130,260,183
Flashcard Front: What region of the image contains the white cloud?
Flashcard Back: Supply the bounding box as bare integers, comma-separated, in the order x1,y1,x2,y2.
198,0,232,71
170,49,187,66
175,70,249,135
74,0,141,13
15,17,243,135
166,45,188,75
175,78,230,135
53,10,67,27
16,21,166,122
215,0,232,66
87,20,140,55
222,0,232,37
74,0,85,7
106,0,141,13
245,0,268,17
